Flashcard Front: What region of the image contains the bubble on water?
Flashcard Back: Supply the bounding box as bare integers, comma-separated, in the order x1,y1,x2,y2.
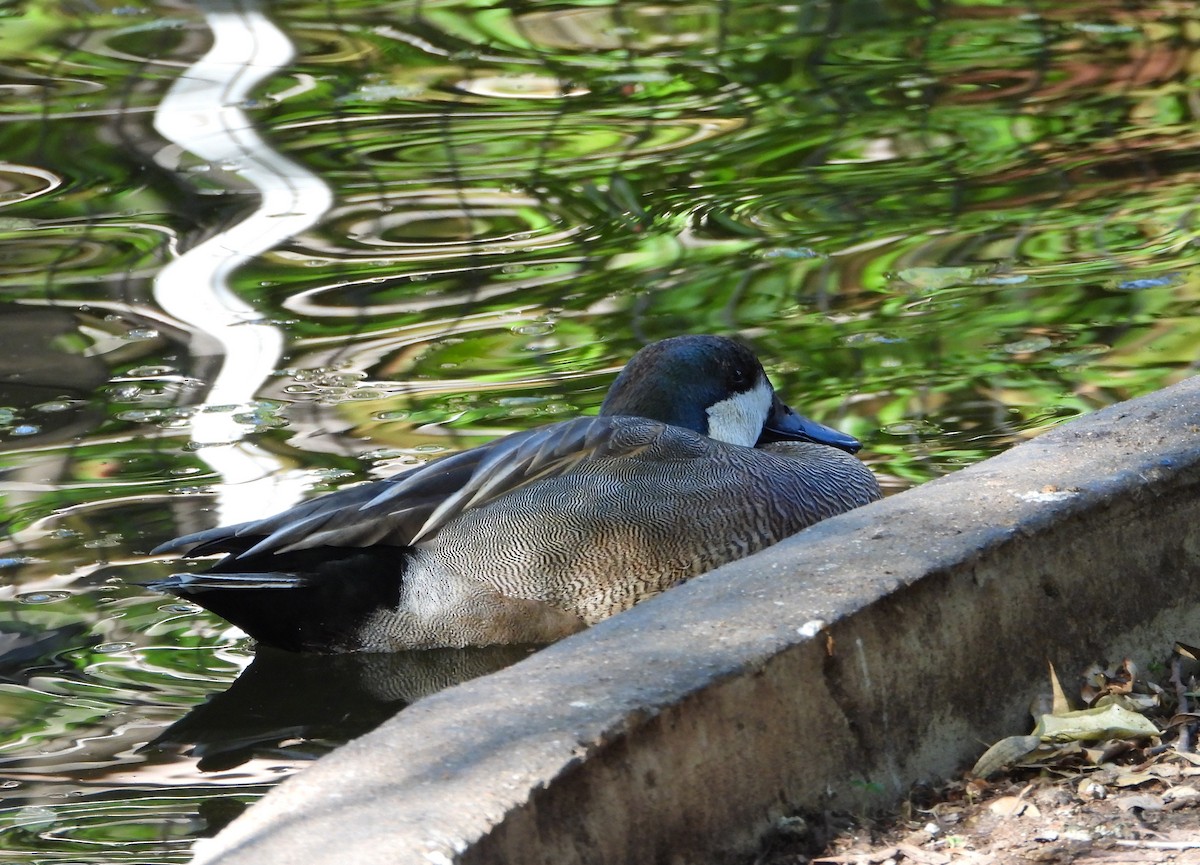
840,332,905,346
83,534,123,549
17,591,72,604
360,448,404,460
159,603,201,614
168,485,213,495
880,420,942,436
33,400,76,413
95,642,134,654
1002,336,1053,354
514,322,555,336
117,409,163,422
758,246,819,260
108,384,142,401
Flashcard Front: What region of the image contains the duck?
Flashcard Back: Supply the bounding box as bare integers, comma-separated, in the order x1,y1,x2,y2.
150,334,882,653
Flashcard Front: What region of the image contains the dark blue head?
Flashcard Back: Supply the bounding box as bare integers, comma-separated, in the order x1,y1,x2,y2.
599,335,862,453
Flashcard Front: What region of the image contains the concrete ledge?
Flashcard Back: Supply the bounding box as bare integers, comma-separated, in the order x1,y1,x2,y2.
193,377,1200,865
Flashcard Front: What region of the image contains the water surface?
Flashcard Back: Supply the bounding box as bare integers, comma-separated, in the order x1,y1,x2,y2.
0,0,1197,860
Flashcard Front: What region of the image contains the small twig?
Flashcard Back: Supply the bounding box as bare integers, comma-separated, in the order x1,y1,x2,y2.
1112,839,1200,850
1170,653,1193,752
1171,653,1191,714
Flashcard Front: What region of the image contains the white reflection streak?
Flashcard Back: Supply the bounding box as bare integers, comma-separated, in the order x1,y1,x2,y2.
153,0,332,523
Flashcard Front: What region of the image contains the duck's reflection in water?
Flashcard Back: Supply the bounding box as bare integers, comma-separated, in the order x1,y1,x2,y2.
148,644,537,772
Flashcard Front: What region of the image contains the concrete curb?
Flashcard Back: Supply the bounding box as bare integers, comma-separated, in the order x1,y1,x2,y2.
193,376,1200,865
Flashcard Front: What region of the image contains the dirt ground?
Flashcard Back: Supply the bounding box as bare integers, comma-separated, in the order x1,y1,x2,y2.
755,659,1200,865
755,759,1200,864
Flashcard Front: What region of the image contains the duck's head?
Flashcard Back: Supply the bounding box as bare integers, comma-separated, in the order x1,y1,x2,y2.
599,334,863,454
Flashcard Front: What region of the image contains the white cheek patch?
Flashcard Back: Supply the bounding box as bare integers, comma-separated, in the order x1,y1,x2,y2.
705,378,773,446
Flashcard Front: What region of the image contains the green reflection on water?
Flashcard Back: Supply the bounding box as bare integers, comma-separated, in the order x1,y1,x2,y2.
0,0,1197,861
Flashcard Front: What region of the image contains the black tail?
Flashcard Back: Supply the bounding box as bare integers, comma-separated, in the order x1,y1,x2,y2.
149,545,405,653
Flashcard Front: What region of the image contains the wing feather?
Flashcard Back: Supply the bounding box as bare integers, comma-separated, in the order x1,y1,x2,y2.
158,415,674,560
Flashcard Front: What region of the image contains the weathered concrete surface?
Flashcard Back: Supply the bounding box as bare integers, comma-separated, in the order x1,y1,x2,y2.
193,377,1200,865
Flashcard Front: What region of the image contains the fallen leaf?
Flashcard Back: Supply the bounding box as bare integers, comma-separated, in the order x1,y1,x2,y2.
1117,793,1165,812
1095,692,1158,712
894,842,950,864
1172,751,1200,767
1114,771,1158,787
971,736,1041,778
1035,703,1160,743
1175,642,1200,661
814,847,898,864
1163,785,1200,802
989,796,1039,818
1049,661,1072,715
1093,739,1136,763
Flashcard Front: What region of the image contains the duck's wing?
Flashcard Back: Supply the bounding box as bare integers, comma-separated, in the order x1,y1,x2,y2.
155,415,680,560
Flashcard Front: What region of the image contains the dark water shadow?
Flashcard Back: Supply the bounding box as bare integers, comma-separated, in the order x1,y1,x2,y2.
146,644,538,771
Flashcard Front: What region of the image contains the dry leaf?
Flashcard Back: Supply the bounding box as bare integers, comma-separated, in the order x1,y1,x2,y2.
989,796,1039,818
894,842,951,865
971,736,1041,778
1163,785,1200,802
1048,661,1071,715
1113,771,1157,787
814,847,898,864
1035,703,1160,743
1095,692,1157,712
1117,793,1165,812
1172,750,1200,767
